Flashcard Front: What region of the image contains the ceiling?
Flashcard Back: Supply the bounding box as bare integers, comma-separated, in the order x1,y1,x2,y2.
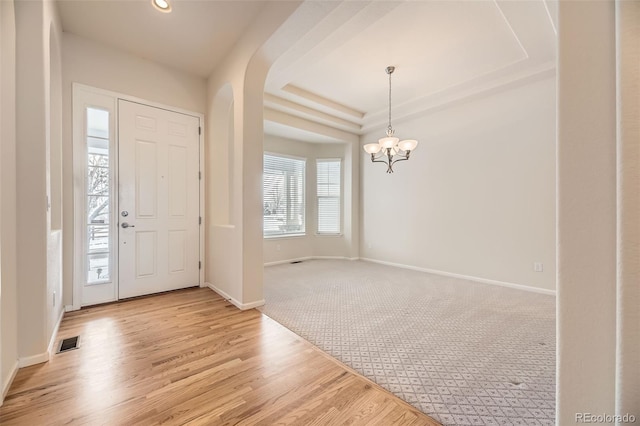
57,0,265,78
56,0,557,143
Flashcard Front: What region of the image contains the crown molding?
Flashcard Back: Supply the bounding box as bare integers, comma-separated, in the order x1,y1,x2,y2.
264,92,361,133
264,107,359,143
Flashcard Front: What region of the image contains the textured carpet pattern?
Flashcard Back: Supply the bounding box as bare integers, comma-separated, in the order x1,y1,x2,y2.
261,260,556,426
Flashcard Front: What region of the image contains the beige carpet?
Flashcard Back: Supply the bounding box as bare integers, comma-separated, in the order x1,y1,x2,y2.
261,259,555,426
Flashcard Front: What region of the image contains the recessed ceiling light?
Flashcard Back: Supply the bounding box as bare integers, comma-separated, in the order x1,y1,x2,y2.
152,0,171,13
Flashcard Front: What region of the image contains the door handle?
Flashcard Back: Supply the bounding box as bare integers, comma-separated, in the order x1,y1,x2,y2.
121,222,135,228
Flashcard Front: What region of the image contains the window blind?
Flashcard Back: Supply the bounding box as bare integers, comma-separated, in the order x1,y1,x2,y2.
263,154,306,237
316,159,341,234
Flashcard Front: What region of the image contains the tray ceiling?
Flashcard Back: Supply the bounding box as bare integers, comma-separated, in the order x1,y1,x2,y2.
265,0,556,142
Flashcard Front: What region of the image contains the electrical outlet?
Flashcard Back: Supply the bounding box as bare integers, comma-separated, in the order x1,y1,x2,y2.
53,291,56,306
276,244,281,251
367,243,372,249
533,262,544,272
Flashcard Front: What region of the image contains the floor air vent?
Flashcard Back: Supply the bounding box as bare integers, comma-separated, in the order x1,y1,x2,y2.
290,260,303,264
57,336,80,354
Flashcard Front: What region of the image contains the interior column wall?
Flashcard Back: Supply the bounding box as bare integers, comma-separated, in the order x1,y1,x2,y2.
12,0,64,365
615,0,640,415
206,83,241,301
0,0,18,403
209,84,234,227
556,2,617,422
240,57,269,305
15,0,49,362
204,1,303,309
46,10,64,356
49,28,63,232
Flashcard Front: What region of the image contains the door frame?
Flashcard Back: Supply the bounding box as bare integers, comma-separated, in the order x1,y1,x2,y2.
71,83,205,310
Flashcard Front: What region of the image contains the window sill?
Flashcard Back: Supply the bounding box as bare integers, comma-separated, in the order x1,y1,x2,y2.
315,233,343,237
86,280,112,286
264,233,306,240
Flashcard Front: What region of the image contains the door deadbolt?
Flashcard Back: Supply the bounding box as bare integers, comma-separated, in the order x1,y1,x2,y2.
121,211,129,217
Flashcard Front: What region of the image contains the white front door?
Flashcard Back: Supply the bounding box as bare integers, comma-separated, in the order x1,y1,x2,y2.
118,100,200,299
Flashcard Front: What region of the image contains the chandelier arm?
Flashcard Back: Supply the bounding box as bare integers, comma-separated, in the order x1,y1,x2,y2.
390,150,412,163
371,158,390,166
390,155,410,167
370,153,393,172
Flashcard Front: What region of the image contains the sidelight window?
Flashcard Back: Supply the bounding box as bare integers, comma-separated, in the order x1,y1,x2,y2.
86,107,112,284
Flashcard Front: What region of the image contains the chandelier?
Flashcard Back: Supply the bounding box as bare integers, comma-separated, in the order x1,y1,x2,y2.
363,66,418,173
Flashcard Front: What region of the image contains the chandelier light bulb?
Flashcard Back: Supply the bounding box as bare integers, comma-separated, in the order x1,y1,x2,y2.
364,143,382,154
378,136,399,149
398,139,418,152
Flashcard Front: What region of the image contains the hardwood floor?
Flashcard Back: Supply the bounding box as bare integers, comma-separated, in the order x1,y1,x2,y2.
0,288,439,425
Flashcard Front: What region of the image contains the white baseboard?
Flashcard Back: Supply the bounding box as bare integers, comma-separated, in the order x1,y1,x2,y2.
65,304,78,312
264,257,313,267
16,308,64,370
1,309,64,404
18,352,49,368
48,307,66,355
205,282,265,310
314,256,360,261
360,257,556,296
264,256,358,267
1,360,19,404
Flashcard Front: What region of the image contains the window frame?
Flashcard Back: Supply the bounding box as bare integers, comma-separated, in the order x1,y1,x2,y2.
72,85,119,308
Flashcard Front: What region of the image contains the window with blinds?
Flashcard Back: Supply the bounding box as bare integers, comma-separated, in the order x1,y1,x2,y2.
316,159,341,234
263,153,306,237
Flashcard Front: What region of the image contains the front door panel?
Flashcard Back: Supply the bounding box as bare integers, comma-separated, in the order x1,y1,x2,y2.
118,100,200,299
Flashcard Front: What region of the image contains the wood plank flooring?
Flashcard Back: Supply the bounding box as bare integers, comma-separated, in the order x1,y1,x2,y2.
0,288,440,425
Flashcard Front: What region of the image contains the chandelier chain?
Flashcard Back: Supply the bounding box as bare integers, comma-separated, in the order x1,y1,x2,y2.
388,69,393,134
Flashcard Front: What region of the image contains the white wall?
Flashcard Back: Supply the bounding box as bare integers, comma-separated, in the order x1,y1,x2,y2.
0,0,18,402
360,76,556,292
61,33,207,307
62,33,207,114
263,135,355,265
